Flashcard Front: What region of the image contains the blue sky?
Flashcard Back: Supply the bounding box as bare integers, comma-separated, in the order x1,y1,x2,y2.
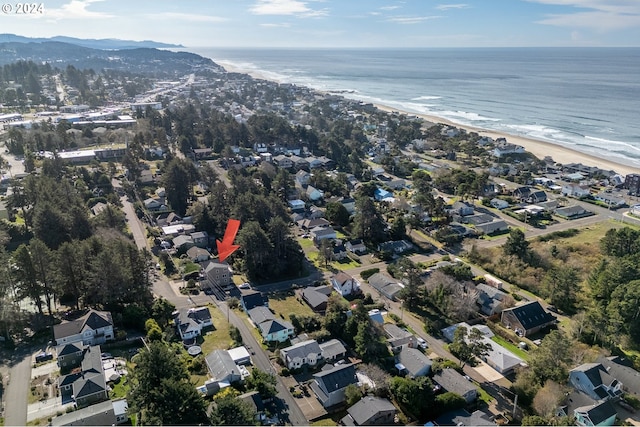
1,0,639,48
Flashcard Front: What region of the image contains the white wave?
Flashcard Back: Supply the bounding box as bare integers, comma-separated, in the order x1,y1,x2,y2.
585,135,640,153
439,110,501,122
411,95,443,101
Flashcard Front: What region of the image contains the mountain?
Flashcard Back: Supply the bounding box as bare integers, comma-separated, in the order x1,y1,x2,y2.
0,34,183,50
0,41,223,75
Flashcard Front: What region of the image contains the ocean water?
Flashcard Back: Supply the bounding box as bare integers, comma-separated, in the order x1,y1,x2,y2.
191,47,640,170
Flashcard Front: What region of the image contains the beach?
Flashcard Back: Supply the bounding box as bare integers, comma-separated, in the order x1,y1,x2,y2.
220,61,637,177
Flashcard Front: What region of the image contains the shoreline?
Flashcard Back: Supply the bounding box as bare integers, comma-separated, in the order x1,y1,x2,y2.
220,62,638,177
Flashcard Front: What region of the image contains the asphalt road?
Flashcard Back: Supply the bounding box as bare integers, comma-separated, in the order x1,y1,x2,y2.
3,346,35,427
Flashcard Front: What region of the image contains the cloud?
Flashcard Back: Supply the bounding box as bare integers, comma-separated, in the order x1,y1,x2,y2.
435,4,470,11
527,0,640,31
387,15,442,24
260,22,292,27
250,0,328,17
380,5,401,11
148,12,228,23
45,0,114,19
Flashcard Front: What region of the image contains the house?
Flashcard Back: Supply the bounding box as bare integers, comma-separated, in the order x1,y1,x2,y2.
311,226,337,243
331,272,360,297
288,199,306,211
143,197,163,211
594,193,626,208
332,243,348,261
51,398,129,426
161,223,196,237
624,173,640,196
395,346,431,378
205,349,243,384
490,198,509,210
90,202,108,216
320,339,347,363
378,240,413,255
383,323,415,351
238,391,267,424
501,301,556,337
433,368,478,403
56,343,84,369
57,345,108,408
273,155,293,169
558,391,617,427
527,190,548,204
53,309,114,347
368,309,384,324
311,363,359,409
257,318,295,343
190,231,209,248
306,185,324,201
306,156,323,169
597,355,640,397
248,306,276,327
346,239,367,255
173,306,213,341
451,201,474,217
241,290,269,312
555,205,593,219
569,363,623,401
341,396,397,426
301,285,332,313
203,261,232,289
476,283,510,315
172,234,194,252
340,198,356,214
493,143,525,158
367,272,404,301
280,339,323,370
476,220,509,235
186,246,210,263
434,408,495,426
308,205,325,219
561,183,591,198
301,218,331,230
374,188,393,202
155,212,182,227
228,346,252,366
296,170,311,186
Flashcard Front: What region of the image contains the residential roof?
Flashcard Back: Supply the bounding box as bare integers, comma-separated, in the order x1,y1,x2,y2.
186,246,210,260
281,339,322,363
175,306,212,336
383,323,413,340
503,301,555,331
227,346,251,364
346,396,396,425
205,350,239,382
247,306,275,325
241,290,268,311
314,363,358,394
397,346,432,377
433,368,477,397
259,319,294,335
597,355,640,396
238,390,265,413
434,408,495,426
172,234,193,248
53,309,113,341
575,399,617,426
571,363,621,399
51,399,116,426
56,342,83,357
333,271,354,286
319,339,347,360
302,286,331,309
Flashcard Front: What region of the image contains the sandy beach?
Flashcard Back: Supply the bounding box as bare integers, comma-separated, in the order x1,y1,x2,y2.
220,62,638,177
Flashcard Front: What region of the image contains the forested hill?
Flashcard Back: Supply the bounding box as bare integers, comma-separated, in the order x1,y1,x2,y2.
0,33,183,49
0,41,223,75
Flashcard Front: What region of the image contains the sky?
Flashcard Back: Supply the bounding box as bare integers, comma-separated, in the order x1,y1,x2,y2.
0,0,639,48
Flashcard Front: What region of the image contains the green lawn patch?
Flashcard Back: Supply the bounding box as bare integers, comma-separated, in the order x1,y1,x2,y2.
477,386,495,404
311,418,338,426
110,375,130,399
331,258,359,269
268,292,316,322
298,237,314,249
199,304,234,355
491,335,529,361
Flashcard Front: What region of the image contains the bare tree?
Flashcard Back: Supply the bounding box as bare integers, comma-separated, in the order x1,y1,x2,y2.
533,380,566,419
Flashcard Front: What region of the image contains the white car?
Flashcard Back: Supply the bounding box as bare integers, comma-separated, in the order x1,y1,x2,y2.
239,282,251,290
416,337,427,349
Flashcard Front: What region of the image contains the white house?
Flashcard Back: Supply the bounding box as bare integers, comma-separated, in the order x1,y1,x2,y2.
53,310,114,346
330,272,360,296
280,339,323,370
306,185,324,201
561,184,591,198
173,306,213,340
490,198,510,210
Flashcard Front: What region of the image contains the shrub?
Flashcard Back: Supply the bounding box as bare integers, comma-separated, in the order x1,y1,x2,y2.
360,268,380,281
281,368,290,377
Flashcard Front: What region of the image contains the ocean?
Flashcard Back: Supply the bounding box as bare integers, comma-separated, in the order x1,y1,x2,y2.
191,47,640,170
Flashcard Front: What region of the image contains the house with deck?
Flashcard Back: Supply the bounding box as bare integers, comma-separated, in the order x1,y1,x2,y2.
53,309,114,347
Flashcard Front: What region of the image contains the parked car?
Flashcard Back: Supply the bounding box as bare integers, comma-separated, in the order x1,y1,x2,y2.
35,352,53,363
239,282,251,290
416,337,427,349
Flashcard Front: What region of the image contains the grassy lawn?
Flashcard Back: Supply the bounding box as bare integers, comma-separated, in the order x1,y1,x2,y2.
477,385,495,404
298,236,315,249
335,230,347,239
331,257,360,269
491,335,529,361
311,418,338,426
110,376,130,399
268,292,316,322
199,304,234,355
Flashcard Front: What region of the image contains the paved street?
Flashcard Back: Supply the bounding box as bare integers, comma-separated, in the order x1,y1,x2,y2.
3,346,36,427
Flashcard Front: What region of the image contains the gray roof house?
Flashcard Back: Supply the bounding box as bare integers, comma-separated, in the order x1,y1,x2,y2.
569,363,624,401
257,318,295,343
501,301,556,337
367,273,404,301
51,398,128,426
300,285,332,313
475,283,510,315
186,246,210,263
433,368,478,403
56,342,84,370
172,234,194,251
241,290,269,312
557,391,617,427
53,309,114,347
319,339,347,362
341,396,397,426
597,355,640,397
434,409,495,426
248,306,276,326
396,346,432,378
476,220,509,235
173,306,213,341
383,323,415,351
57,345,107,408
311,363,359,408
280,339,323,370
205,349,243,384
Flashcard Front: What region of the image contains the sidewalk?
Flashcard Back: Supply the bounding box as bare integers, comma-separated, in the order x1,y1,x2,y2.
27,396,74,422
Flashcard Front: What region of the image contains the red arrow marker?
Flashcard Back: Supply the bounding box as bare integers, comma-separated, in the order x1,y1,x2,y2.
216,218,241,262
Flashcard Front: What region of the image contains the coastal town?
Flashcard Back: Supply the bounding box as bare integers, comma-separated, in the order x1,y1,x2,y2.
2,44,640,427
